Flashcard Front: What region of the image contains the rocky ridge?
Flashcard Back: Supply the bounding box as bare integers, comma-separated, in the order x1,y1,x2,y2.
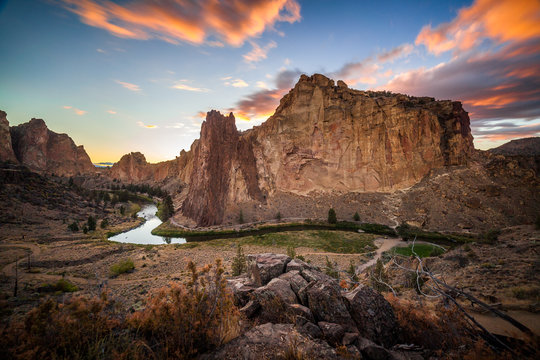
0,111,17,163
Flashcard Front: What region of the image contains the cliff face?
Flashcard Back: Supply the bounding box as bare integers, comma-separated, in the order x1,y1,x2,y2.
181,111,241,226
178,74,474,226
0,111,17,163
250,74,473,195
174,74,474,225
9,118,95,176
109,151,192,184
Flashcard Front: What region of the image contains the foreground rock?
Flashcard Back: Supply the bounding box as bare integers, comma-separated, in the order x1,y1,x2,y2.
226,254,413,359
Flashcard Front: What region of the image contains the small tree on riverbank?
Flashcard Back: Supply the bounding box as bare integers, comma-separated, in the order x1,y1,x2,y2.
328,208,337,224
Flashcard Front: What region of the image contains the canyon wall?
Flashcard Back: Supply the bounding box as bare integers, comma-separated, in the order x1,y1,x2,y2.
176,74,474,225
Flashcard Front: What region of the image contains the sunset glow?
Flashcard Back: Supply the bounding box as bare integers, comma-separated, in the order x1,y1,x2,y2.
0,0,538,162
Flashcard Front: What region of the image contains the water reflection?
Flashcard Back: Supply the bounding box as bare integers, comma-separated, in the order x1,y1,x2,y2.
109,204,186,245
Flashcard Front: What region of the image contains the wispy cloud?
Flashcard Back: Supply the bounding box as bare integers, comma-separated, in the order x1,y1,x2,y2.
115,80,141,92
416,0,540,55
223,78,249,87
243,40,277,63
137,121,157,129
172,80,209,92
107,110,117,114
63,105,87,116
96,48,105,53
60,0,301,46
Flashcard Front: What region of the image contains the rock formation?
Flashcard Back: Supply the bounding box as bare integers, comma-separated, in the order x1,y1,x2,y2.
9,117,95,176
0,111,18,163
176,74,475,226
219,253,406,359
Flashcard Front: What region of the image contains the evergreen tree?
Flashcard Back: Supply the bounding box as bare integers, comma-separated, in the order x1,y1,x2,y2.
328,208,337,224
231,245,247,276
87,216,97,231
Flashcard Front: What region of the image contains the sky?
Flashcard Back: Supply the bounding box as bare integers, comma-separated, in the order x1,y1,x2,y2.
0,0,538,163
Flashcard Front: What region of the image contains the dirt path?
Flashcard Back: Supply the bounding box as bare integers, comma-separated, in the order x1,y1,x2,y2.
357,237,403,273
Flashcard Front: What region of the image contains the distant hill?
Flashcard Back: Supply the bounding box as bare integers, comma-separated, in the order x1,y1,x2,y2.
489,137,540,156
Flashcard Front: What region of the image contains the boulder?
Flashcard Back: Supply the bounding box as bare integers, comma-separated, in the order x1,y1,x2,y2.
344,284,398,347
288,303,315,323
206,323,342,360
317,322,345,345
227,276,256,306
305,278,357,332
247,253,291,286
279,270,309,298
286,258,317,272
254,278,298,305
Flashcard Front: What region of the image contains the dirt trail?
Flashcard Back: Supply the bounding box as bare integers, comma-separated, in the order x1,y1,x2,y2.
357,237,403,273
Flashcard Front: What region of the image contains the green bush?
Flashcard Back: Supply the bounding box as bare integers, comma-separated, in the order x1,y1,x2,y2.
39,278,79,293
370,258,389,292
286,246,296,259
100,219,109,229
324,256,339,279
110,259,135,277
231,245,246,276
238,209,244,224
353,212,360,222
67,222,79,232
328,208,337,224
87,216,96,231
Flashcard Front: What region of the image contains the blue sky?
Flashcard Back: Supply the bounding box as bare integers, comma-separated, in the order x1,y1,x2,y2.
0,0,538,163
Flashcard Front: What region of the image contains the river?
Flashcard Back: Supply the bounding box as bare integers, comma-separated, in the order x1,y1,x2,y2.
109,204,186,245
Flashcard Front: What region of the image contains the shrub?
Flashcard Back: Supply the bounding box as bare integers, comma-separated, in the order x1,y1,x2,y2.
238,209,244,224
324,256,339,279
100,219,109,229
38,278,79,293
129,260,241,358
480,229,500,244
511,285,540,301
231,245,247,276
87,216,96,231
328,208,337,224
287,246,296,259
110,259,135,277
82,225,88,234
276,212,282,221
67,222,79,232
347,260,358,282
353,212,360,221
120,205,125,215
370,258,389,292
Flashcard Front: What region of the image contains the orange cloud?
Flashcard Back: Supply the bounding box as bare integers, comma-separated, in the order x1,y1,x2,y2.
61,0,301,46
416,0,540,55
137,121,157,129
63,105,87,116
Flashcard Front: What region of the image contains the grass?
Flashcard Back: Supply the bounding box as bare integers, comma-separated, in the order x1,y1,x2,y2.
205,230,376,254
38,278,79,293
511,285,540,301
151,219,396,238
109,259,135,277
390,243,445,258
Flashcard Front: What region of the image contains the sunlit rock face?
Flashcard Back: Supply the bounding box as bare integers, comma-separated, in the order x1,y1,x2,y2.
178,74,474,226
0,111,17,163
250,73,474,194
9,117,95,176
181,110,263,226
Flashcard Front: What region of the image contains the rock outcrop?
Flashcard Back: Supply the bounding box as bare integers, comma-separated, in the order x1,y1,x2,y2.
9,117,95,176
0,111,17,163
177,74,474,226
223,253,407,360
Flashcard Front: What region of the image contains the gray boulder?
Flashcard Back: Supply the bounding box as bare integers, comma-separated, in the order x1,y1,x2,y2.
344,285,398,347
247,253,291,286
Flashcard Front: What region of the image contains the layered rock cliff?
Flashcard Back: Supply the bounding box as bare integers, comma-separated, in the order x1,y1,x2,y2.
0,111,17,163
177,74,474,226
9,117,95,176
